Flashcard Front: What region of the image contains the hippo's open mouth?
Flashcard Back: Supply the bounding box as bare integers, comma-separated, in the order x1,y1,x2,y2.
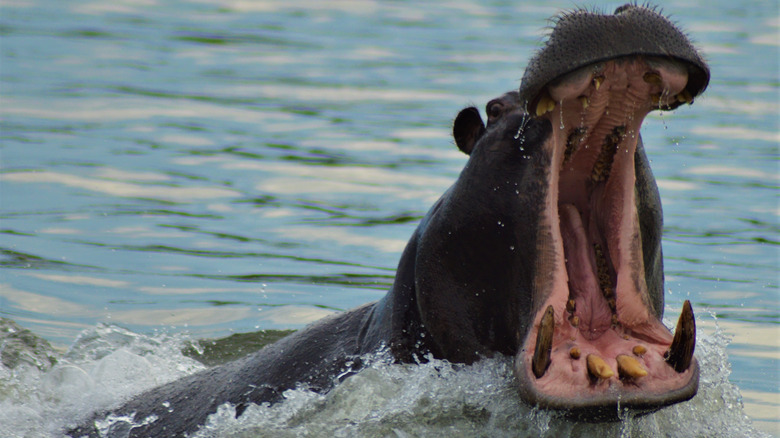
513,5,709,419
515,55,698,417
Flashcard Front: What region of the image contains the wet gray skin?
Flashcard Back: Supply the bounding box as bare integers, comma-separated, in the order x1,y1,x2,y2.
68,4,709,437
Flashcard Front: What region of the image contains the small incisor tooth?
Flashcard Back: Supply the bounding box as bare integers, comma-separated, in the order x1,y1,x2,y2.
632,345,647,356
643,71,662,86
569,347,581,360
616,354,648,379
570,315,580,327
578,95,589,109
532,305,555,378
586,354,614,380
593,75,604,90
566,299,576,313
535,94,556,116
665,300,696,373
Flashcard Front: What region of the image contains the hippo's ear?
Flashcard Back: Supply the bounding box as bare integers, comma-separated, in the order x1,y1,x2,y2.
453,107,485,155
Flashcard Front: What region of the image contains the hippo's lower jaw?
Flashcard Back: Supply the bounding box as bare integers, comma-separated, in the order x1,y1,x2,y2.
514,56,698,420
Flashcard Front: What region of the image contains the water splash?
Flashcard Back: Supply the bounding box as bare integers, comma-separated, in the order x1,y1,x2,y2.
198,326,764,437
0,323,204,437
0,320,768,438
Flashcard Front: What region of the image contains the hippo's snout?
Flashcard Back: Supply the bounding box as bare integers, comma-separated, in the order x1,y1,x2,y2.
520,3,709,115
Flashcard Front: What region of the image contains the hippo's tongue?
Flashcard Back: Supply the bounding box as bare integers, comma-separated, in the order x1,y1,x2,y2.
559,203,612,339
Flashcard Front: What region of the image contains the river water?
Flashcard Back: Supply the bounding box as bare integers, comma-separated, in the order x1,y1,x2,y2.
0,0,777,436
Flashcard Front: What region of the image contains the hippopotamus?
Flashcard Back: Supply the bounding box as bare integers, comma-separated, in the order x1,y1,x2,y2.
68,4,709,437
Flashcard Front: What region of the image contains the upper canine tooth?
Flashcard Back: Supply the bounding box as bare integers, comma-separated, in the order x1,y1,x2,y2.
532,305,555,378
535,94,556,116
616,354,648,379
676,89,694,104
586,354,614,380
665,300,696,372
593,75,605,90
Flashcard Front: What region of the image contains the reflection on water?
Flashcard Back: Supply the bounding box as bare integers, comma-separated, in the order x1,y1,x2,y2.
1,0,778,434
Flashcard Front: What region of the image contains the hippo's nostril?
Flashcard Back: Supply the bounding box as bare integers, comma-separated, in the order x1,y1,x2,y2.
614,3,635,15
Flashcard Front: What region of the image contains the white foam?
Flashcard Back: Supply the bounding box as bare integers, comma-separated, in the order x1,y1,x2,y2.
0,321,767,438
189,329,766,438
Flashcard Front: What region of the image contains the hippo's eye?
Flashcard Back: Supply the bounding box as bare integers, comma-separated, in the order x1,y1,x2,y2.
488,102,503,119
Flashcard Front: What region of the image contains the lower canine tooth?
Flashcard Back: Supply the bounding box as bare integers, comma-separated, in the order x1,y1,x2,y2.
532,305,555,378
587,354,614,380
665,300,696,372
617,354,648,378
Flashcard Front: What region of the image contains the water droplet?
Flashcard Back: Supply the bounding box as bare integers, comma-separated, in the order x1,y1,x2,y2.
559,100,565,130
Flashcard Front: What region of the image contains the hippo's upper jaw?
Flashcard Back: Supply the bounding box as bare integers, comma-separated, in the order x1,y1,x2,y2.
513,5,708,419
